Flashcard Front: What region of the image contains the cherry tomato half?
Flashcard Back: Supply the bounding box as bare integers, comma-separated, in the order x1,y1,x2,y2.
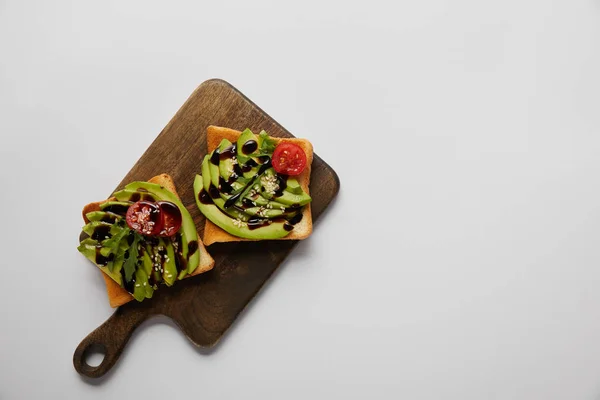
157,201,182,237
126,201,162,236
272,143,307,176
125,200,183,237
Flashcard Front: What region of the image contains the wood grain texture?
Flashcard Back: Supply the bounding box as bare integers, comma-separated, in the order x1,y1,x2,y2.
73,79,340,379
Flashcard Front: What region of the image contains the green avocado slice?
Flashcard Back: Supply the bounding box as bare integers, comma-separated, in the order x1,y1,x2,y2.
77,239,123,285
82,221,118,238
144,241,163,287
247,194,287,209
202,155,248,220
194,174,290,240
85,211,122,223
103,228,131,271
285,178,303,195
132,268,151,302
159,237,178,286
201,154,211,191
268,190,312,206
121,181,200,276
218,139,235,181
243,207,286,219
208,139,230,188
139,243,153,278
236,128,257,164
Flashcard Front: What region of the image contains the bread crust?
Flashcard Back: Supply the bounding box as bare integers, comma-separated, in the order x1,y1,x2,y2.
81,174,214,308
202,126,313,246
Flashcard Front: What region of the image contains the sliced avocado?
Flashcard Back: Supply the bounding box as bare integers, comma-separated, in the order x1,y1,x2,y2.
85,211,122,224
77,238,99,261
205,151,250,201
208,139,229,188
236,128,257,164
103,228,131,270
194,174,290,240
160,237,178,286
81,221,117,237
248,194,287,209
82,222,129,260
122,181,200,275
145,242,163,287
77,239,123,285
201,154,211,191
243,207,286,219
270,189,312,206
250,170,309,206
132,268,148,302
139,245,153,277
231,180,245,192
217,139,234,181
285,178,303,195
113,189,158,203
143,272,154,298
202,156,248,220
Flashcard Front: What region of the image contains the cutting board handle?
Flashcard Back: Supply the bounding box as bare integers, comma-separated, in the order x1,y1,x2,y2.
73,307,149,378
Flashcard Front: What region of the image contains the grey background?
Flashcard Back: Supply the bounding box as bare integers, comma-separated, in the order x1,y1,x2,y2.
2,0,600,398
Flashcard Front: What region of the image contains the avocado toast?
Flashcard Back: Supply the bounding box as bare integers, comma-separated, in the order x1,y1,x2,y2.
78,174,214,308
194,126,313,245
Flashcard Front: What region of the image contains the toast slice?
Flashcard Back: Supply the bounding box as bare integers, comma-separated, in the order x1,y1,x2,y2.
81,173,215,308
202,126,313,246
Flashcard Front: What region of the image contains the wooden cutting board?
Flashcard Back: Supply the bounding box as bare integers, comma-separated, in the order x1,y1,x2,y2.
72,79,340,379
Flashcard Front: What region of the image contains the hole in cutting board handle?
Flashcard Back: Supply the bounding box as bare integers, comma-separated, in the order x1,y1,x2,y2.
83,343,107,368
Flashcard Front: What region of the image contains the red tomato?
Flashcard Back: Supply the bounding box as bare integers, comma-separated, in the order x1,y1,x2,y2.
126,201,162,236
157,201,182,237
272,143,307,176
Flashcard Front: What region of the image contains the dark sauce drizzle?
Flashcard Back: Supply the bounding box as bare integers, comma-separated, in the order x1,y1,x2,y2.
288,212,303,225
220,144,237,160
91,225,111,241
120,258,135,293
100,212,120,223
95,247,114,266
129,192,141,202
199,189,214,204
102,204,129,215
247,217,271,230
241,198,256,209
241,158,258,173
141,193,155,202
219,177,234,194
188,241,198,256
273,175,288,197
233,164,244,177
173,234,187,274
209,184,220,199
210,149,221,165
242,140,258,154
224,158,272,209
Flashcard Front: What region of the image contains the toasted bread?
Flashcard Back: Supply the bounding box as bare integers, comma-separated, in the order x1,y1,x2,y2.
202,126,313,246
81,174,214,308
